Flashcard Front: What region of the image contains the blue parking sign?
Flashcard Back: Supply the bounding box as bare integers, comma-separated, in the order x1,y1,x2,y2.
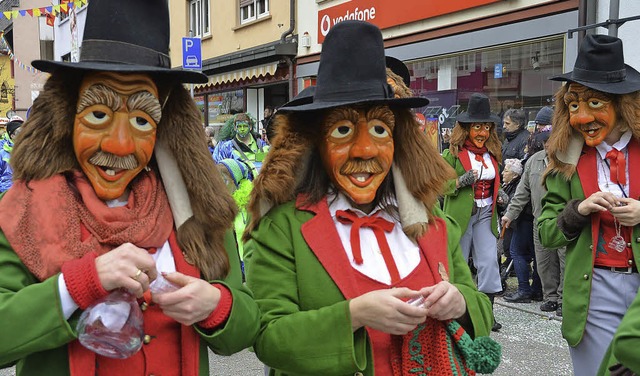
182,37,202,70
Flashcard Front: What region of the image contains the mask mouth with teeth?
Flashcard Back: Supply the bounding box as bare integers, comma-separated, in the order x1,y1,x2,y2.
73,72,159,201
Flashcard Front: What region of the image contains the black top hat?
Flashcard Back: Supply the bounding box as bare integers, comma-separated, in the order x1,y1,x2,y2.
32,0,207,84
456,93,501,124
550,34,640,94
282,85,316,108
279,21,428,112
385,56,411,87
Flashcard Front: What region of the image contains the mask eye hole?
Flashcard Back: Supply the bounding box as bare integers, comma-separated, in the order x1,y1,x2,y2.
84,111,111,126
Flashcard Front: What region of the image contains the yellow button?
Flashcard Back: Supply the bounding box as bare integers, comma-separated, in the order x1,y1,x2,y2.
143,335,152,344
636,237,640,242
583,274,589,280
140,302,148,311
589,245,593,250
354,373,364,376
629,260,634,265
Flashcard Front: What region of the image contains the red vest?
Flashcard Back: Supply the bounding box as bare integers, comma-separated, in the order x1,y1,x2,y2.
576,140,639,268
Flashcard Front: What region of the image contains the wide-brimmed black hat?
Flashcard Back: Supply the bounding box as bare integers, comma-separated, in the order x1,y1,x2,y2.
279,21,428,112
32,0,207,84
386,56,411,87
550,34,640,94
456,93,501,124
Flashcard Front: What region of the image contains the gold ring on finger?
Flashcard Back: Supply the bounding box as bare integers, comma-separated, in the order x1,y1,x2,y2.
134,268,143,281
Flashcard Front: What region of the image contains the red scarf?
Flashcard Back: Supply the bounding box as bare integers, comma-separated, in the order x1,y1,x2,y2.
463,139,489,168
0,170,174,280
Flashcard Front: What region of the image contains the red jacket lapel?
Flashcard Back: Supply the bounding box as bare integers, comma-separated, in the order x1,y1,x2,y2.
298,196,362,301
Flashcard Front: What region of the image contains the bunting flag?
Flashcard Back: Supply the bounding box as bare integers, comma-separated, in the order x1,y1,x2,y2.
1,0,87,21
0,32,42,74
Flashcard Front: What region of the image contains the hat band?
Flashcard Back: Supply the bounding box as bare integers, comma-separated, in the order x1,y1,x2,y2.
315,82,393,103
571,66,626,84
80,39,171,69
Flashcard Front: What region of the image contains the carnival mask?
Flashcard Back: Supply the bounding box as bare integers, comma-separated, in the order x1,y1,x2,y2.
235,121,250,139
468,122,492,148
74,72,161,200
318,106,394,211
565,83,620,147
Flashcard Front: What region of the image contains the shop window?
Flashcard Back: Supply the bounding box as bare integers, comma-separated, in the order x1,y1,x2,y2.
207,90,245,126
189,0,210,37
407,38,565,151
240,0,269,24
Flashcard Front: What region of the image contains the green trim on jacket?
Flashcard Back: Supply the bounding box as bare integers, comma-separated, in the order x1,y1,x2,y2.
0,223,260,376
538,172,640,347
244,200,493,376
441,150,499,237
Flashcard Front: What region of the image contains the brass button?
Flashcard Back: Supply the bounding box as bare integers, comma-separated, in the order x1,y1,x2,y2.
143,334,152,344
629,260,634,265
636,237,640,242
140,302,148,311
354,373,364,376
628,243,632,248
589,245,593,250
583,274,589,280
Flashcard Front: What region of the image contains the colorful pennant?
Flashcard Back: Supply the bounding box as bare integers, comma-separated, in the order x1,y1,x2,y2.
1,0,87,20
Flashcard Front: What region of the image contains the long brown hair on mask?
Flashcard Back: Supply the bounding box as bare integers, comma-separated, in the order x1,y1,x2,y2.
448,121,502,162
12,69,236,280
545,84,640,181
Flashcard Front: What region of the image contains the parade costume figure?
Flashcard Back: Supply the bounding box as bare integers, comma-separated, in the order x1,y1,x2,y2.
0,1,260,375
243,21,497,376
213,113,269,179
538,34,640,376
442,93,504,331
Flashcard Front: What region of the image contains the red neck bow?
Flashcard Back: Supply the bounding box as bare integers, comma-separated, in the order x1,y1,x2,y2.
336,209,400,284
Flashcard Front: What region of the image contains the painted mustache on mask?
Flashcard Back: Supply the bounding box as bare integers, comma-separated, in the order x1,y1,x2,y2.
340,159,384,175
89,151,139,170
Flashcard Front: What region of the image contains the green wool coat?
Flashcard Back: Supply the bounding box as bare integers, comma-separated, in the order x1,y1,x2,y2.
0,227,260,376
441,150,499,238
244,197,493,376
538,172,640,349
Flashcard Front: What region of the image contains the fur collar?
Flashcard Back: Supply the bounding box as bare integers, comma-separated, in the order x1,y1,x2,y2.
10,72,236,280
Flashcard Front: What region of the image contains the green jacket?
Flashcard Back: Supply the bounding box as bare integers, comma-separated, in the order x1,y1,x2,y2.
441,149,499,237
538,172,640,347
0,226,260,376
244,197,493,376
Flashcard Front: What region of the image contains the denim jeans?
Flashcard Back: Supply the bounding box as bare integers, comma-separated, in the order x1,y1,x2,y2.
510,217,542,295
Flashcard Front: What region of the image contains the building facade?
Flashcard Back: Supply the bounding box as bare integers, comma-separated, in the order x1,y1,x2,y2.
297,0,583,150
168,0,297,136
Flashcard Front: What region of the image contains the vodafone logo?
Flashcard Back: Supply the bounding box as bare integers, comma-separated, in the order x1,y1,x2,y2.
320,6,377,37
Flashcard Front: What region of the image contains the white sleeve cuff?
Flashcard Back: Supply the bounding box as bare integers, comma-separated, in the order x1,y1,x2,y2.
58,274,79,320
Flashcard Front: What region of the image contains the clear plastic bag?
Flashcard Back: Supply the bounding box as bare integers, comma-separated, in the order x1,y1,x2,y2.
76,289,144,358
76,273,179,358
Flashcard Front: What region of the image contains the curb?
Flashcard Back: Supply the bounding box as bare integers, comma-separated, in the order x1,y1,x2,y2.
495,299,562,322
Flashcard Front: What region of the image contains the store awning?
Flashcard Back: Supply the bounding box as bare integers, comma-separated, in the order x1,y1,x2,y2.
196,62,278,89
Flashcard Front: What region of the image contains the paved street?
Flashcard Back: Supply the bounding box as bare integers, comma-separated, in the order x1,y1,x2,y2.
0,293,573,376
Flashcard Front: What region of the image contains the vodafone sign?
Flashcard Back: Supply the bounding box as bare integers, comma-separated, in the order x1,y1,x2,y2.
318,0,500,43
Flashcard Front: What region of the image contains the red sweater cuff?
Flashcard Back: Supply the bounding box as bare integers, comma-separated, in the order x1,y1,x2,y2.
61,251,109,309
199,284,232,329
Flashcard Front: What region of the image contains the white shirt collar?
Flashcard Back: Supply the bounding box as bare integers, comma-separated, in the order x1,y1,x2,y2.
595,130,632,158
328,191,397,222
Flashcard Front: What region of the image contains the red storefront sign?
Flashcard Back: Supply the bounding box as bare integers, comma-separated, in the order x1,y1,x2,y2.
318,0,501,42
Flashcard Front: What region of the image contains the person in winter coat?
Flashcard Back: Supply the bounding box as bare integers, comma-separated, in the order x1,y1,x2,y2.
442,92,505,332
0,1,260,374
244,21,497,376
539,34,640,376
501,108,529,162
